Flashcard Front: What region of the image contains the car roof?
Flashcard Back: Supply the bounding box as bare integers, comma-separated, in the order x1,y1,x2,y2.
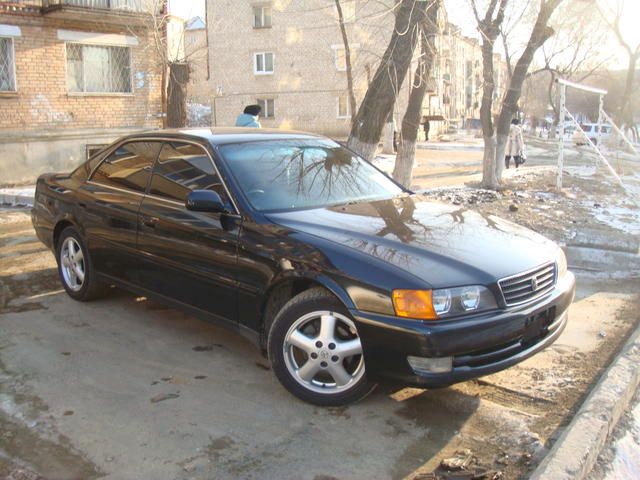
123,128,326,146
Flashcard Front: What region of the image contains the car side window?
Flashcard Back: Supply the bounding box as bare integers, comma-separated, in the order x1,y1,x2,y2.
91,141,162,193
149,142,228,204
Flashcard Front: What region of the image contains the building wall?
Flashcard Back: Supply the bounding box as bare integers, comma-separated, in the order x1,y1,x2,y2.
0,9,162,184
207,0,400,137
206,1,503,139
184,27,209,104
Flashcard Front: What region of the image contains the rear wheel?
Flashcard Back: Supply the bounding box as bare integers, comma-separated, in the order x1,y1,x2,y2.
56,226,106,301
268,288,375,406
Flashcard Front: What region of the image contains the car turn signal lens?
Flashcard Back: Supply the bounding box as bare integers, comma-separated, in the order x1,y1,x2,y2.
392,290,438,320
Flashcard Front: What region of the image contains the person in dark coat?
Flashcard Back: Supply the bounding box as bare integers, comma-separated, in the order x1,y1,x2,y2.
422,117,430,141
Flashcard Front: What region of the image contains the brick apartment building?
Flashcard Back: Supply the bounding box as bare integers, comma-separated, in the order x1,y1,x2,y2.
0,0,163,184
205,0,506,138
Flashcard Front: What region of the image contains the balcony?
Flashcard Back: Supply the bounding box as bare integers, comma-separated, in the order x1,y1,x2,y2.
0,1,158,24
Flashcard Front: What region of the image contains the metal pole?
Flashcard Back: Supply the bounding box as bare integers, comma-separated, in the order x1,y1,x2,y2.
601,108,639,156
557,83,566,190
596,94,604,151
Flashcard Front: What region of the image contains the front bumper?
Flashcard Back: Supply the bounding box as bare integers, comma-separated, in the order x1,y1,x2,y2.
351,272,576,387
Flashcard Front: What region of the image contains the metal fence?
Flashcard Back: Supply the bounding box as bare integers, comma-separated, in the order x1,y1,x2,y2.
36,1,151,13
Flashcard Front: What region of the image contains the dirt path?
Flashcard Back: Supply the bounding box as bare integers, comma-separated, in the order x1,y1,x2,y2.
0,206,638,480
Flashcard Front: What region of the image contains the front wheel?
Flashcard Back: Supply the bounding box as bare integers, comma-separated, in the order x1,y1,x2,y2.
268,288,375,406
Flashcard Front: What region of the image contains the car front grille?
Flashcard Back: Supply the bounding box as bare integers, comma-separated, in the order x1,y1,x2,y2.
498,262,556,306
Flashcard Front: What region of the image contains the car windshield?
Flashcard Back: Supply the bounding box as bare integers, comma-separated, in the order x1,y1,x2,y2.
218,138,404,212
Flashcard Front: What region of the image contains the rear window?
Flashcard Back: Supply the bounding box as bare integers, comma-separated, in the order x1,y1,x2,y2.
91,141,162,193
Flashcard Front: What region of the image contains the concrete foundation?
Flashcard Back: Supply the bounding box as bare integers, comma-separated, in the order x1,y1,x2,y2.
0,128,154,185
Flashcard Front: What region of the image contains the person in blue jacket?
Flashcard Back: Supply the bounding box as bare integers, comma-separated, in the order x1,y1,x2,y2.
235,104,262,127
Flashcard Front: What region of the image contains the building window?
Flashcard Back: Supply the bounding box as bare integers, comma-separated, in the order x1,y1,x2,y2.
0,37,16,92
254,52,274,75
332,44,358,72
334,47,347,71
253,5,272,28
257,98,275,118
66,43,132,93
337,94,350,119
335,1,356,23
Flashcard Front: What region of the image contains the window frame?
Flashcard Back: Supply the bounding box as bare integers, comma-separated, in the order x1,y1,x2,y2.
337,94,350,119
257,98,275,119
253,52,274,75
64,41,134,96
252,4,272,29
89,137,240,214
0,36,17,93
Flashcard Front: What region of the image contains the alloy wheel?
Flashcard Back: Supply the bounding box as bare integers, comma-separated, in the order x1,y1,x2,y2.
283,310,364,394
60,237,85,292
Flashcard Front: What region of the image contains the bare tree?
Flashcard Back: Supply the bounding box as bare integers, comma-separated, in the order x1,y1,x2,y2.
470,0,509,190
493,0,565,184
131,0,210,128
335,0,357,123
599,0,640,141
393,0,440,187
347,0,430,161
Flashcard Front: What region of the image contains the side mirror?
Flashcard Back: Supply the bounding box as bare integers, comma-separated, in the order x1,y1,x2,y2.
186,190,226,213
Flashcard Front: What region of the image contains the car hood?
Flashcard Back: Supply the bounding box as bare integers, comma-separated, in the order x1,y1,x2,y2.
266,195,558,288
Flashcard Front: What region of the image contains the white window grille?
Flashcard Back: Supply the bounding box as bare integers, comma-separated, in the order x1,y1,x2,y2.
254,52,274,75
0,37,16,92
66,43,132,93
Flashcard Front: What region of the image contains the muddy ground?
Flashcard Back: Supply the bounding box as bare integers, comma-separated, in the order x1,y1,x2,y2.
1,166,639,480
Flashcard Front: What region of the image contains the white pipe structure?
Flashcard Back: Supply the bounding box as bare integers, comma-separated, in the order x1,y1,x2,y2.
599,109,640,158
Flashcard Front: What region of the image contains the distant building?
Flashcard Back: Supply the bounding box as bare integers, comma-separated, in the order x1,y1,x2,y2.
184,16,209,105
0,0,164,184
205,0,506,137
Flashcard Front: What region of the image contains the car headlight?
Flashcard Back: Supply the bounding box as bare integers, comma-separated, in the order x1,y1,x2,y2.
556,248,568,278
392,286,497,320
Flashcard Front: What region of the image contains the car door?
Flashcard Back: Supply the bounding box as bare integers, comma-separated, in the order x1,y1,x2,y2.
79,140,162,283
136,140,241,323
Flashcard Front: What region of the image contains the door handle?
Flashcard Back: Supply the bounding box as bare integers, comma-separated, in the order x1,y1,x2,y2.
141,216,159,228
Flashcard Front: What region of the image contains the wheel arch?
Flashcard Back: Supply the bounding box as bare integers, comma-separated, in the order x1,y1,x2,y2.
259,273,355,351
52,216,80,250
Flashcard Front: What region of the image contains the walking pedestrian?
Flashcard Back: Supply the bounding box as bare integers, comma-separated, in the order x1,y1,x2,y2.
505,118,525,169
422,117,430,141
235,105,262,128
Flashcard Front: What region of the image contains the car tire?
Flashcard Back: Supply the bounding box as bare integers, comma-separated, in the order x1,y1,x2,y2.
267,287,375,406
56,226,106,301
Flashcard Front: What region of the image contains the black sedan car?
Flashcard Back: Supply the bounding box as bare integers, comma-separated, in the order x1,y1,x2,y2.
31,128,576,406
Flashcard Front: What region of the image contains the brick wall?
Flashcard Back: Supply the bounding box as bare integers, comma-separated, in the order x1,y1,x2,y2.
0,12,163,134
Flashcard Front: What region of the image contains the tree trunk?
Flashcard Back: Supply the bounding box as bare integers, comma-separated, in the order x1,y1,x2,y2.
482,135,497,188
479,38,498,189
494,0,563,183
335,0,357,125
617,53,639,129
381,111,395,154
167,62,189,128
393,1,439,188
347,0,428,161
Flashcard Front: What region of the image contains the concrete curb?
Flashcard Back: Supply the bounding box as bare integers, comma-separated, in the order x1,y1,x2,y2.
530,323,640,479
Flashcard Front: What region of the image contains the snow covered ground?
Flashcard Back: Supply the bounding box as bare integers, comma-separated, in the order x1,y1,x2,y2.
0,186,35,206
